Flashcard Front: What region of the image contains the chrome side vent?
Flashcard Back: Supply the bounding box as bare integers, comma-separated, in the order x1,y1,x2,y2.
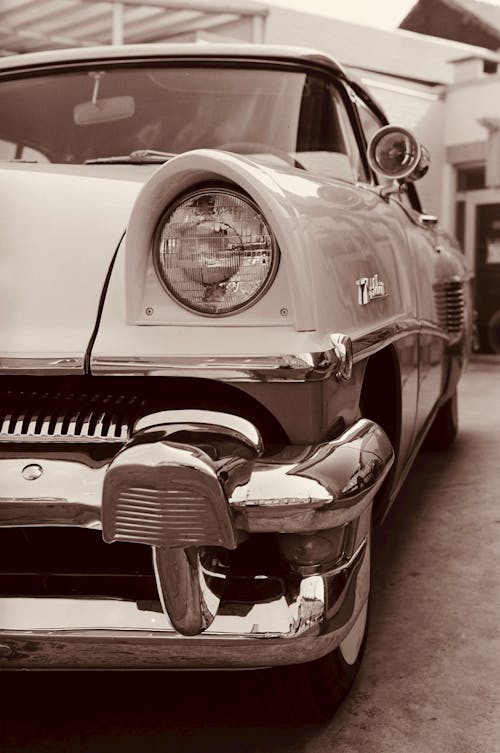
0,390,145,443
435,279,465,337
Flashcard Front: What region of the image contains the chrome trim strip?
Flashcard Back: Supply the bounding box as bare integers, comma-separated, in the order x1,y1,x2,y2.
133,409,263,453
0,357,84,375
90,319,449,381
352,318,449,363
90,350,343,382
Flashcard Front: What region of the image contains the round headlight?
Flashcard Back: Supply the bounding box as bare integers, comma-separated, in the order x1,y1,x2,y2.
153,188,279,315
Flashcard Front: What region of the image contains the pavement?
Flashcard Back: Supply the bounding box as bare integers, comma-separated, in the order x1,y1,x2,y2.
1,355,499,752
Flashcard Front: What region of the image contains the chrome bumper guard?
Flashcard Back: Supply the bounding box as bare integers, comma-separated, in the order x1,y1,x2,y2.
0,412,393,667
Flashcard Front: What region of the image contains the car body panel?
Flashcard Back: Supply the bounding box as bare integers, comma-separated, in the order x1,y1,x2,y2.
0,163,145,369
0,44,472,678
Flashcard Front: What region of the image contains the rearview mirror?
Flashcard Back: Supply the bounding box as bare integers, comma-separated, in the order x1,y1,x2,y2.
74,96,135,126
367,126,430,182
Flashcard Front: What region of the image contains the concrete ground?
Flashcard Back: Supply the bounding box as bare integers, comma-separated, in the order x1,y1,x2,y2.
1,356,499,752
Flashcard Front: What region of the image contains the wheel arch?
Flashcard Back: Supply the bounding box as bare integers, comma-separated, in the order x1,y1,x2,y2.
359,345,401,521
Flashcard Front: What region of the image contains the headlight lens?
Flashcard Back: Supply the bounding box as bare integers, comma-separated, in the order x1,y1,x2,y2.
154,188,279,315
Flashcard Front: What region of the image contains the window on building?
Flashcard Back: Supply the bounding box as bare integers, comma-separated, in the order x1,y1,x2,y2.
455,200,465,250
456,164,486,191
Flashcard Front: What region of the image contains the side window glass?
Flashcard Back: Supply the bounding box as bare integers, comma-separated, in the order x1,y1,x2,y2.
296,80,366,183
336,96,369,183
357,102,383,146
356,101,391,187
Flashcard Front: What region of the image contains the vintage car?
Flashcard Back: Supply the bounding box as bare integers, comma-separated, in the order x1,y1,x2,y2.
0,43,472,720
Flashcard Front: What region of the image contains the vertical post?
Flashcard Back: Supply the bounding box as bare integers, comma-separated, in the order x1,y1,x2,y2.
486,130,500,188
478,117,500,188
112,2,124,45
252,14,265,44
441,163,456,235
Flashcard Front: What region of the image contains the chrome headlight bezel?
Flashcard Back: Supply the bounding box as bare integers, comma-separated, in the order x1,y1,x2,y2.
152,186,280,317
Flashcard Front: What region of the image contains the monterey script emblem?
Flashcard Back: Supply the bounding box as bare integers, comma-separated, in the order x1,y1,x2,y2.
356,274,388,305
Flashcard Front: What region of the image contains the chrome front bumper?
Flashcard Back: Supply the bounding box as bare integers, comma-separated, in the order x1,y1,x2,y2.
0,539,369,669
0,413,393,668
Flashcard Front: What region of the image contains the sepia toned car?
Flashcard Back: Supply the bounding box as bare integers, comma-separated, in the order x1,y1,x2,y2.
0,43,472,720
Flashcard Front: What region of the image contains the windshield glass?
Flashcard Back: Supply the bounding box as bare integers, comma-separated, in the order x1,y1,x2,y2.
0,64,355,177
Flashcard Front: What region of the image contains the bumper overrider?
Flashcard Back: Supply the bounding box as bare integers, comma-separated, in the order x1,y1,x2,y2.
0,411,393,669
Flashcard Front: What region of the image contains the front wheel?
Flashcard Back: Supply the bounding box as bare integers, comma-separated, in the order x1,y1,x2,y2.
279,549,371,722
423,389,458,451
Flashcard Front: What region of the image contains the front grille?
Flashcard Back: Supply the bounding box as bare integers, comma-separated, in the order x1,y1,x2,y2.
0,375,287,447
435,279,465,336
0,387,147,443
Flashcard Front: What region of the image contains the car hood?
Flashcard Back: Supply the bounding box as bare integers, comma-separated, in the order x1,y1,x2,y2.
0,163,155,373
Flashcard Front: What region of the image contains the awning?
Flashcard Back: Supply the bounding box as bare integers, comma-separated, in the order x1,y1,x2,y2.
0,0,268,55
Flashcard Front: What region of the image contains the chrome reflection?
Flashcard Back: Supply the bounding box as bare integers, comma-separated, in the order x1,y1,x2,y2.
102,435,238,549
330,333,353,381
153,546,225,635
0,356,84,375
0,419,393,539
0,455,105,528
0,534,370,669
0,414,392,640
90,346,349,382
133,409,263,453
230,418,394,531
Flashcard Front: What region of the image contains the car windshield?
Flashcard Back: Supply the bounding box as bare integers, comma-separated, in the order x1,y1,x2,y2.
0,64,355,177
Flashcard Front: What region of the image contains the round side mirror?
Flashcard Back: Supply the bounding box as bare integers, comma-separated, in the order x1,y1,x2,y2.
367,125,430,182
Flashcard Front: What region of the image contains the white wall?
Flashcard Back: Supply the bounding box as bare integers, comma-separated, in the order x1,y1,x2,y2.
445,75,500,146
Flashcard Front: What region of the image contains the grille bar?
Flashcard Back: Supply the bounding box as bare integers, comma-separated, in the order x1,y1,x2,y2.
435,280,465,336
0,389,145,443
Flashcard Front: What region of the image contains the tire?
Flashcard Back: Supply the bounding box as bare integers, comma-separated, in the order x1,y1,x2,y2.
423,389,458,451
279,546,371,723
487,310,500,354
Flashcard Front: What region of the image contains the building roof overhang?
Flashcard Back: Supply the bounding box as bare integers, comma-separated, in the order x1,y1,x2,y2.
0,0,269,56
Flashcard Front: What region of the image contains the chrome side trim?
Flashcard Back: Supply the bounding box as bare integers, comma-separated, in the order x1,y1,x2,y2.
90,319,449,381
0,357,84,375
352,317,450,363
90,345,346,383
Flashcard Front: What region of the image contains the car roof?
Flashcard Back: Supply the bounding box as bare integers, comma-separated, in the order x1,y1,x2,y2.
0,43,386,121
0,42,342,73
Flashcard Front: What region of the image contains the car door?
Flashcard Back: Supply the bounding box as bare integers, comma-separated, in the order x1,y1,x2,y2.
352,93,447,446
388,190,447,440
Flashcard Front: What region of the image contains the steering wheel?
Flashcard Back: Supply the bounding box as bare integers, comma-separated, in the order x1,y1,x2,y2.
215,141,305,170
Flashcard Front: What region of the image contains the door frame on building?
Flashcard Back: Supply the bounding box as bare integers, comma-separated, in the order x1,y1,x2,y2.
463,189,500,268
463,189,500,351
